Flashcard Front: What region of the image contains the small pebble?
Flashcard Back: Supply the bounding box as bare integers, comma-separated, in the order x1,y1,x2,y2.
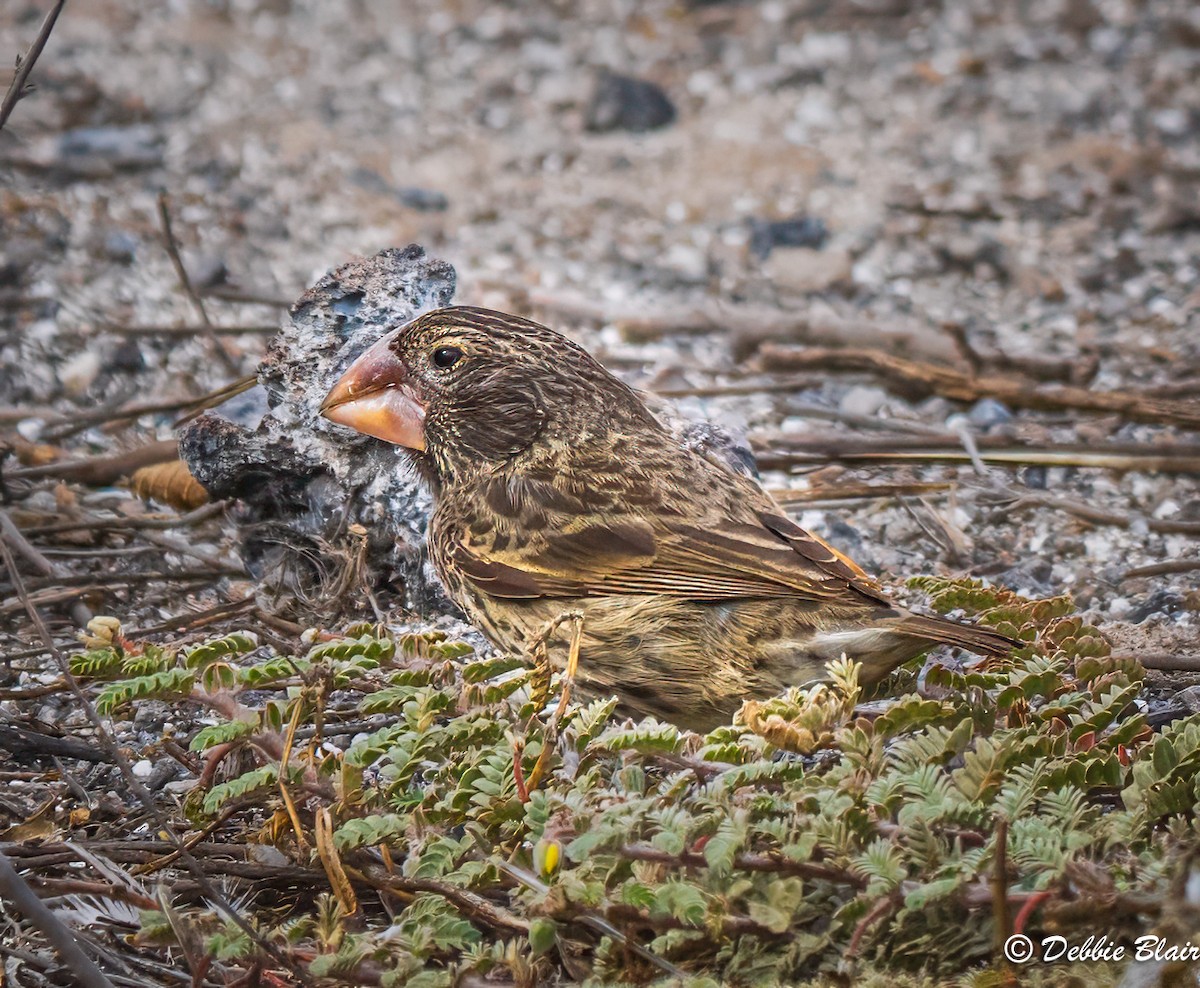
584,72,676,133
748,215,829,259
840,385,888,418
58,350,102,396
103,231,139,264
395,186,450,212
967,398,1013,430
1128,590,1184,624
1152,500,1180,519
55,124,164,172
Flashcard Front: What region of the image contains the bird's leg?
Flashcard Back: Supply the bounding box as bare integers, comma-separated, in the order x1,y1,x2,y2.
527,636,552,712
524,611,584,794
556,611,585,710
524,609,584,714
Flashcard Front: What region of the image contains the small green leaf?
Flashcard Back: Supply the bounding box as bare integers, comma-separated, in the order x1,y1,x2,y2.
528,917,557,956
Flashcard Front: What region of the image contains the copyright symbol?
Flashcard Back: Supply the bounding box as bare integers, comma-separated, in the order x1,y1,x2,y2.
1004,934,1034,964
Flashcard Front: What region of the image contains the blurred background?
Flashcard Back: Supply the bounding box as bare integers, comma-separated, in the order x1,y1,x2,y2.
1,0,1198,646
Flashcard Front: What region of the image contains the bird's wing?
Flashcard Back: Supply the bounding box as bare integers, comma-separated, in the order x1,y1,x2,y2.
448,507,888,605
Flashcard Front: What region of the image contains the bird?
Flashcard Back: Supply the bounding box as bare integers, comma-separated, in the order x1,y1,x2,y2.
319,305,1016,730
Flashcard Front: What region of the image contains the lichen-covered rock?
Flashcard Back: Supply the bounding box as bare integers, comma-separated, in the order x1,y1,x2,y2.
180,245,457,617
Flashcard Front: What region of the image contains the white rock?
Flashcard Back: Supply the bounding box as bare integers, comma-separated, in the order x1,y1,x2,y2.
764,248,852,294
59,350,103,396
1153,500,1180,519
840,385,888,418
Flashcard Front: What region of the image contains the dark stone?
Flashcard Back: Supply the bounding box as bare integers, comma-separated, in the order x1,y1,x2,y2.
1023,466,1048,489
1111,246,1142,280
183,252,228,290
350,168,449,211
179,244,769,621
749,215,829,259
992,559,1055,598
826,519,864,552
395,187,450,212
676,420,759,479
54,125,164,174
106,340,146,374
584,72,676,133
1127,590,1185,624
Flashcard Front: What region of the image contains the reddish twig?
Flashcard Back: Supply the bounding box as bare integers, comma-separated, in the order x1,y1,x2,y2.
1013,889,1053,935
846,893,899,958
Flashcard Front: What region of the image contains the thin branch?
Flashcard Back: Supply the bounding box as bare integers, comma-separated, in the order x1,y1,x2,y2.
39,375,256,440
156,192,241,374
0,537,313,986
0,574,225,615
1128,653,1200,672
0,510,91,625
757,344,1200,431
127,595,255,637
772,481,954,504
0,0,67,132
603,901,781,938
21,502,225,536
7,440,180,485
358,862,529,937
752,434,1200,474
199,284,293,307
986,492,1200,536
991,817,1012,963
14,568,235,593
650,375,826,399
100,322,279,337
1122,559,1200,580
0,723,115,763
0,849,114,988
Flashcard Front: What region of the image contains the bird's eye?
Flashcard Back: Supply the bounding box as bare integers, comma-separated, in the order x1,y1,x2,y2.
431,346,463,369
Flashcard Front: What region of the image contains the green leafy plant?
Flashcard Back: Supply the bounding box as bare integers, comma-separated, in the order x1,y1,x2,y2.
79,582,1200,985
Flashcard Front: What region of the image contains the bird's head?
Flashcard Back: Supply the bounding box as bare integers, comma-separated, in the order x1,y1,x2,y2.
320,306,654,483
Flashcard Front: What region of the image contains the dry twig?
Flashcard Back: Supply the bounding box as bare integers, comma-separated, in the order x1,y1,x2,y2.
0,850,114,988
0,0,67,132
7,439,180,485
752,434,1200,474
1122,559,1200,580
156,192,241,375
0,510,91,626
757,344,1200,431
0,538,313,986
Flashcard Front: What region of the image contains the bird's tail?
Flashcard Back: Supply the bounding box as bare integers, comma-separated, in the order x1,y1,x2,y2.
892,613,1020,658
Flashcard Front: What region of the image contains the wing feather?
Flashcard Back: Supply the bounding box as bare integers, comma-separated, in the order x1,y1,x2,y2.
451,512,883,604
443,457,889,606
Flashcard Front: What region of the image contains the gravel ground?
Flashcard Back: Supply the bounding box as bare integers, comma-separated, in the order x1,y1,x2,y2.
2,0,1198,678
0,1,1198,982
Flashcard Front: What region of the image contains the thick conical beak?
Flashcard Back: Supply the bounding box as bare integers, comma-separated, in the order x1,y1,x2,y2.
319,334,426,450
